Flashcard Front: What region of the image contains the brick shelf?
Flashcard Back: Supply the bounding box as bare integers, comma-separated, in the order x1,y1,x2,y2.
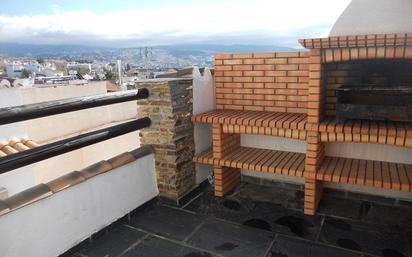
308,118,412,148
318,156,412,192
192,110,307,140
193,147,306,177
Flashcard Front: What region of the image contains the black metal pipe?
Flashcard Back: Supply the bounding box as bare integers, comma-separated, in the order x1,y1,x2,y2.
0,117,151,174
0,88,149,125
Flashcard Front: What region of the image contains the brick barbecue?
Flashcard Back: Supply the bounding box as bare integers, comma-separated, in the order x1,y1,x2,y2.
193,0,412,215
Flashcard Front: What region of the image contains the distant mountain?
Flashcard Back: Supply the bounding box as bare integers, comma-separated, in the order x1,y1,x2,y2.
0,42,298,67
0,43,113,57
139,44,296,58
0,43,296,57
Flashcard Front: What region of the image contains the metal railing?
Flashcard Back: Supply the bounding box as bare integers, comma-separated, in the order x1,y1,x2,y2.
0,88,150,173
0,89,149,125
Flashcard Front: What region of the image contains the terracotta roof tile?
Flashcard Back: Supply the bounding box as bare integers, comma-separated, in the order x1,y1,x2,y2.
3,184,52,211
47,171,86,193
80,160,113,179
107,152,136,169
0,137,39,157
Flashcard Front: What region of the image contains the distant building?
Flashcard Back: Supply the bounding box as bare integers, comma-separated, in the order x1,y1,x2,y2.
5,63,24,78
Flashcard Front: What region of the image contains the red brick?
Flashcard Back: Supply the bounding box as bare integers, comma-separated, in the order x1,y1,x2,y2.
288,70,309,77
244,83,264,88
254,77,274,83
223,82,243,88
233,77,253,82
276,89,297,95
253,52,276,58
224,71,242,76
243,59,265,65
215,53,232,59
233,65,253,71
253,65,274,71
276,77,298,83
265,58,287,64
265,95,286,101
215,66,232,71
265,83,287,89
244,71,264,76
265,70,287,77
254,88,274,94
224,59,242,65
276,52,300,58
233,53,253,58
276,64,299,71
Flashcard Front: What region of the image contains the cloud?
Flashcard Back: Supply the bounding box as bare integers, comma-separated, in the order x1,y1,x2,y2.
0,0,351,47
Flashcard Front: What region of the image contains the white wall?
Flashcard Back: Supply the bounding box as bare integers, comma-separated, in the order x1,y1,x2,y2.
35,131,140,183
20,82,137,143
192,67,214,184
0,154,158,257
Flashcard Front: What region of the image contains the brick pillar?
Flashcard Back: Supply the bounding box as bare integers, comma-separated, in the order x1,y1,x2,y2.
212,124,240,196
305,49,325,215
137,79,195,201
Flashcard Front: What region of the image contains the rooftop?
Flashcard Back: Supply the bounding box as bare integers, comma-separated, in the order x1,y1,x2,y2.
64,181,412,257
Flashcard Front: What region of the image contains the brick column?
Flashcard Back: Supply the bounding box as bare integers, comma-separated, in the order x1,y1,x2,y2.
305,49,325,215
212,124,240,196
137,79,195,201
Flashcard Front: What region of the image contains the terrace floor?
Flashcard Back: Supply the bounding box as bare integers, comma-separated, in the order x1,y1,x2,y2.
65,180,412,257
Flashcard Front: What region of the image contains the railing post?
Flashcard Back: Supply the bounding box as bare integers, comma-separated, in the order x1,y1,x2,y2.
136,79,195,202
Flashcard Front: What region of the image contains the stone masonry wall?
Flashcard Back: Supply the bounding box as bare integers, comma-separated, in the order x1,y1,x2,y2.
136,79,195,200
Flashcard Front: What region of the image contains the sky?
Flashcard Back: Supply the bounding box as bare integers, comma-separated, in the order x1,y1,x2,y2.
0,0,351,48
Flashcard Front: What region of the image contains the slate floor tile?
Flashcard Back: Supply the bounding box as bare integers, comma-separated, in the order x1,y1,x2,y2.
120,236,216,257
268,235,311,257
361,202,412,229
184,190,255,224
319,217,408,257
129,204,205,241
81,225,147,257
186,218,274,257
248,201,323,241
235,182,304,210
318,196,363,220
185,185,322,241
268,235,361,257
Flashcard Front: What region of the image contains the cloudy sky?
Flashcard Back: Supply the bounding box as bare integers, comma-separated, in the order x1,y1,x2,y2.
0,0,351,48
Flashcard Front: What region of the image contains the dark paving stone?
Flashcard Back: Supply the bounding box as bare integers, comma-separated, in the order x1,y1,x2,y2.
81,225,146,257
361,202,412,229
268,235,361,257
235,182,304,210
310,242,361,257
318,196,363,220
121,236,216,257
129,204,205,241
347,192,395,206
268,235,311,257
185,184,321,241
186,218,273,257
184,190,255,224
319,216,408,257
249,201,323,241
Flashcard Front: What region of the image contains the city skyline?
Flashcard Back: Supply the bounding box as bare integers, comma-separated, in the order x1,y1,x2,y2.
0,0,351,48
